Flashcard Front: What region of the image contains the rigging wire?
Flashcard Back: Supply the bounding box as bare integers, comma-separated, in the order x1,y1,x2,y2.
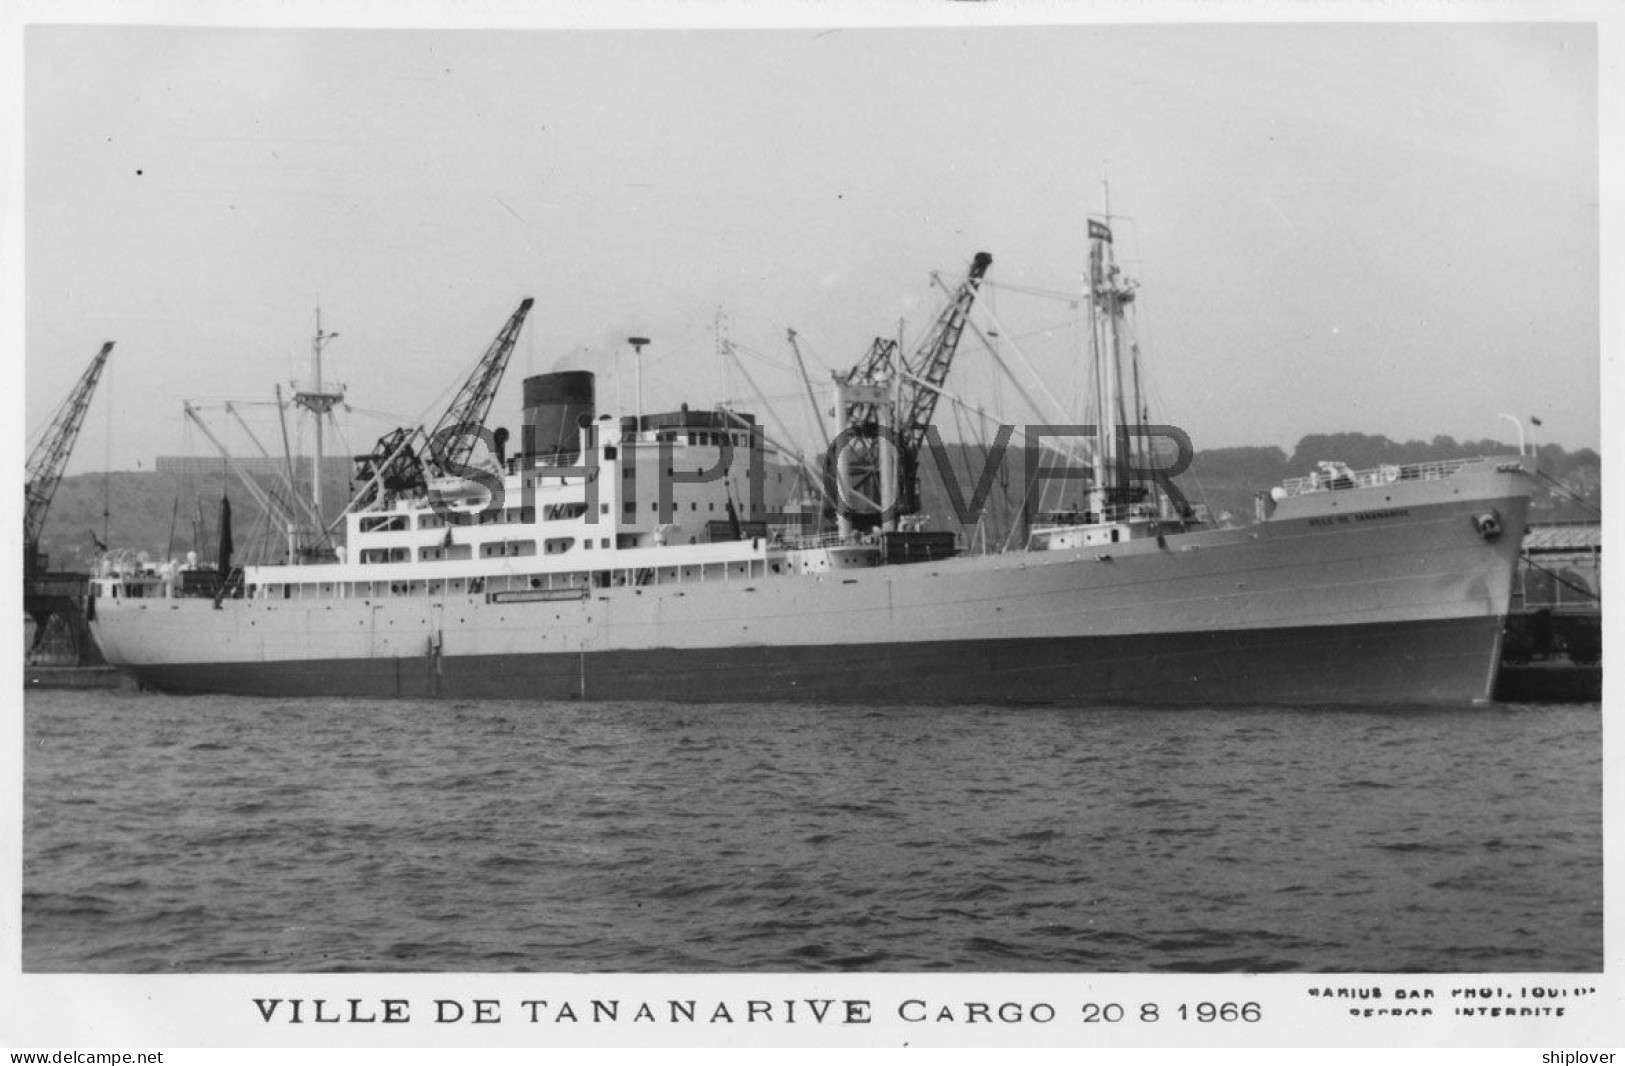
720,341,805,458
982,278,1088,304
1518,555,1600,602
969,301,1084,439
1533,470,1602,517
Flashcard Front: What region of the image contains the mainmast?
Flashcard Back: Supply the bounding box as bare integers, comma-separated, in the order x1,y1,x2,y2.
291,307,345,522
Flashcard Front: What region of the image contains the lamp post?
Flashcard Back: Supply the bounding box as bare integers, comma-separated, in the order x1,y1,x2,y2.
1497,413,1525,457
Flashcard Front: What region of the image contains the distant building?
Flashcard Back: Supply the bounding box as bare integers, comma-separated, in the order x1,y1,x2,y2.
1515,522,1601,613
1502,521,1601,673
156,456,353,478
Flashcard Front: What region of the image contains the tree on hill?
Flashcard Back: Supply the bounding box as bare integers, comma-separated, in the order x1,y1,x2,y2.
1287,432,1551,472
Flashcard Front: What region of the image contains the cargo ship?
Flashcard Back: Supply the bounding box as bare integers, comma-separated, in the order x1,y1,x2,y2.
86,222,1533,704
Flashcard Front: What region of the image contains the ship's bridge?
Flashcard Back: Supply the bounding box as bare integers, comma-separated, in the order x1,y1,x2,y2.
343,373,809,571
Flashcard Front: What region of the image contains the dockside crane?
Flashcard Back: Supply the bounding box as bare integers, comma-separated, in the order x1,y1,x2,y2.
24,342,114,575
423,296,534,476
834,252,991,526
898,252,993,469
351,297,534,509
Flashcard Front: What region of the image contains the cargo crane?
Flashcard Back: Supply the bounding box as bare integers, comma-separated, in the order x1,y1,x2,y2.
351,298,534,510
899,252,993,468
24,342,113,666
834,252,991,529
25,342,113,575
423,297,534,475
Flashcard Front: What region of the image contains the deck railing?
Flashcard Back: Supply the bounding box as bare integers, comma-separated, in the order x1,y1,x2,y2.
783,530,853,550
1278,458,1475,497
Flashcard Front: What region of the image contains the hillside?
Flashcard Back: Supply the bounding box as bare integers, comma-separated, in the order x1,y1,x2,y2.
36,467,355,572
34,433,1600,570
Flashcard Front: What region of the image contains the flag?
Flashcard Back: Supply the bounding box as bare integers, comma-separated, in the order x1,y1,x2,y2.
1088,219,1113,243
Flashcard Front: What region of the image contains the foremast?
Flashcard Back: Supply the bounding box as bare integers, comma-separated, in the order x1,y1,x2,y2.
1084,215,1138,521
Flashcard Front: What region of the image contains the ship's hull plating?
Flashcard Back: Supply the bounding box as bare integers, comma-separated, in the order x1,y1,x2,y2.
91,465,1531,706
120,614,1501,705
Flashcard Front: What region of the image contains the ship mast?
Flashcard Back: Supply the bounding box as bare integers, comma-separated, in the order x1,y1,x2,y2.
291,306,345,522
1087,217,1113,517
1086,191,1137,520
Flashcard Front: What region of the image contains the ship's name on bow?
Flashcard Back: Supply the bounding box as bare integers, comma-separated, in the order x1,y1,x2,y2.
1308,508,1411,528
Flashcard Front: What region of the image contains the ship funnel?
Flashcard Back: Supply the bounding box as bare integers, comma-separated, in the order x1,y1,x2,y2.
523,370,596,464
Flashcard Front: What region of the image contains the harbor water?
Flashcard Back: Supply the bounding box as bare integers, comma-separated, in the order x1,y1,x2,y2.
23,690,1601,973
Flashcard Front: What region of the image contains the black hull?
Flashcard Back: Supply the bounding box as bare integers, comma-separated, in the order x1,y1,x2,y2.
1494,661,1603,703
121,615,1503,705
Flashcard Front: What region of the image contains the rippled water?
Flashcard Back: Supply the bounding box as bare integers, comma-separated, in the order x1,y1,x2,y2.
23,690,1601,973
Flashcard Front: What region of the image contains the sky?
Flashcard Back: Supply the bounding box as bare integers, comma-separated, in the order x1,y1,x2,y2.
14,10,1607,478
